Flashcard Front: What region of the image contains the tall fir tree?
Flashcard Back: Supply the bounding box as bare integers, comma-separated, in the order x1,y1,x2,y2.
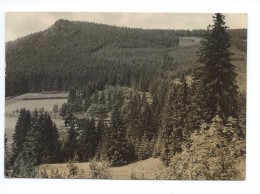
196,13,238,122
78,118,98,162
106,104,128,166
13,109,40,177
94,119,107,160
126,92,142,143
5,133,10,176
11,108,31,166
159,84,184,165
64,125,79,161
141,99,156,140
40,113,62,163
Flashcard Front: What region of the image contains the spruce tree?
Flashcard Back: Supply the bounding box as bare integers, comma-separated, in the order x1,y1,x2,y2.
94,119,106,160
106,104,128,166
126,92,142,142
159,84,185,165
13,110,40,177
141,99,156,140
159,85,178,165
12,110,62,177
197,13,238,121
4,133,10,176
64,125,78,161
41,113,62,163
78,118,98,162
11,108,31,166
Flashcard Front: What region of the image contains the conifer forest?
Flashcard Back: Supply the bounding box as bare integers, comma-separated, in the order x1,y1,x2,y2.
5,13,246,179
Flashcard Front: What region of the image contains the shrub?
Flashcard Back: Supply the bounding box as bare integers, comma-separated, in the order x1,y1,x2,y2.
89,160,112,179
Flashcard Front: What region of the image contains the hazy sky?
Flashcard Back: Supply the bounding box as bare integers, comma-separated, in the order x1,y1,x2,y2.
6,12,247,41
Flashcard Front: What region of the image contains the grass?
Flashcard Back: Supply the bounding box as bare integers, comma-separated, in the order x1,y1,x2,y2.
35,157,164,179
35,157,245,179
10,92,68,100
5,98,67,114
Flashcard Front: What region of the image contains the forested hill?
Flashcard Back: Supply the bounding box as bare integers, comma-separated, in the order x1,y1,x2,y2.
5,19,247,96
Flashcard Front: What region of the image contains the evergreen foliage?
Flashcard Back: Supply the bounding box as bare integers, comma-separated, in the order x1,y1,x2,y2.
78,118,99,162
161,116,245,180
105,105,129,166
5,19,245,97
64,125,79,161
196,13,238,122
11,108,31,166
11,109,62,177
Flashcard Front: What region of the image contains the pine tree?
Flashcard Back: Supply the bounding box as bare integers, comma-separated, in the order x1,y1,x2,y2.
95,119,106,160
159,85,176,165
106,104,128,166
4,133,10,176
126,92,142,142
64,125,79,161
151,94,160,130
197,13,238,121
12,110,62,177
78,118,98,162
133,98,156,160
68,87,77,104
159,84,184,165
13,110,41,177
141,99,156,140
41,113,62,163
187,77,211,130
11,108,31,166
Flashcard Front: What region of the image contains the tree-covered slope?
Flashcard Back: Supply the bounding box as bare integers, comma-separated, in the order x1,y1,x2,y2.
5,19,246,97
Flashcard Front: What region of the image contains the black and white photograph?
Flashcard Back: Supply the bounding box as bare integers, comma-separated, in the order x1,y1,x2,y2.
4,12,247,180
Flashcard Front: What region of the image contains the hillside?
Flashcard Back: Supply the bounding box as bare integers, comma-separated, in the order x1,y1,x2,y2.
5,19,247,96
5,20,178,96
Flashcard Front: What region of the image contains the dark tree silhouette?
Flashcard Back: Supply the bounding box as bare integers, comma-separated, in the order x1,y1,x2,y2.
197,13,238,121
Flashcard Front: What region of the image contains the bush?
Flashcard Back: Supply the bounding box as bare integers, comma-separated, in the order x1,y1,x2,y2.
41,167,63,178
129,170,145,180
89,160,112,179
158,116,245,180
67,160,79,178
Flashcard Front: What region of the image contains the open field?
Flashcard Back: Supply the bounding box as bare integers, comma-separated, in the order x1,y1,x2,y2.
10,92,68,100
5,98,67,114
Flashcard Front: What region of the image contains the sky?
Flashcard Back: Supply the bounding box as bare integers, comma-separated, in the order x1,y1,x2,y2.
5,12,247,41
